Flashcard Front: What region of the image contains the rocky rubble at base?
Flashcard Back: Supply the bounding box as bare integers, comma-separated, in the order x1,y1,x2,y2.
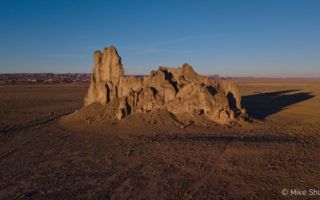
83,46,247,124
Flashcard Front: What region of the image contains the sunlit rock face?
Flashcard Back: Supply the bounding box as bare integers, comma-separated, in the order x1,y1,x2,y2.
84,46,246,124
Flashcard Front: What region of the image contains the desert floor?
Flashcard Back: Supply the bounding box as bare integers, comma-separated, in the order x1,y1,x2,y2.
0,79,320,199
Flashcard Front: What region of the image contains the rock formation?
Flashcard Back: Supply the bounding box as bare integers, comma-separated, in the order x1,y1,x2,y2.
84,46,247,124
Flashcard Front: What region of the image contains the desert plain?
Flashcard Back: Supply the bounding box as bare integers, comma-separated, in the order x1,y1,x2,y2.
0,78,320,199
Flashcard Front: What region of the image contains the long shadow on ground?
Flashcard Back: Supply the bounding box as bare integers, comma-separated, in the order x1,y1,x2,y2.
241,90,314,120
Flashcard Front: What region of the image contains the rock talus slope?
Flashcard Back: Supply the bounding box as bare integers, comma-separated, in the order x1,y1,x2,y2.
84,46,247,124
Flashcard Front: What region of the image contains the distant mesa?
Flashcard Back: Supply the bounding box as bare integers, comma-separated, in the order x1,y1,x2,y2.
77,45,247,125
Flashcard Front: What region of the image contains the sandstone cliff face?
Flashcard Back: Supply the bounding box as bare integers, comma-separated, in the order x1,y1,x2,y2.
84,46,246,124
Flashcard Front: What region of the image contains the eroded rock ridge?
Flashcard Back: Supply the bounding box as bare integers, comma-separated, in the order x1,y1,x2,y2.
84,46,246,124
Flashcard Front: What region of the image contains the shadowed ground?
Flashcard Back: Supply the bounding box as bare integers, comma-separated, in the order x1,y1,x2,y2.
242,90,314,120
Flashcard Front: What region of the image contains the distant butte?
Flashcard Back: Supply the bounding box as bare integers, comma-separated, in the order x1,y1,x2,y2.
81,46,247,124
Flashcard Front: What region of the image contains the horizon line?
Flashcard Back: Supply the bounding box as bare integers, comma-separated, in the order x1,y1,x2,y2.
1,72,320,79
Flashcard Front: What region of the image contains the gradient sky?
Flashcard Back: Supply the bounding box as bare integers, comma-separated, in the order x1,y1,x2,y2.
0,0,319,77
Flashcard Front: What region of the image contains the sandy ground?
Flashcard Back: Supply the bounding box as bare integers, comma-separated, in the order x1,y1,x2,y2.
0,80,320,199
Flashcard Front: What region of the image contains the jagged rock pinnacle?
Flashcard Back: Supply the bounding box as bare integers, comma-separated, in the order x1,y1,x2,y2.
84,46,246,124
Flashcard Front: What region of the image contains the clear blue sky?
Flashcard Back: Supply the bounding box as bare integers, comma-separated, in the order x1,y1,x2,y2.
0,0,319,77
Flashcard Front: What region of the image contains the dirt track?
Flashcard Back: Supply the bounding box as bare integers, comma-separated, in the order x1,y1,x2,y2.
0,81,320,199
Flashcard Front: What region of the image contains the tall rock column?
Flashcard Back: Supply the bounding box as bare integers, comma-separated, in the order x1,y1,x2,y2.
84,46,124,106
